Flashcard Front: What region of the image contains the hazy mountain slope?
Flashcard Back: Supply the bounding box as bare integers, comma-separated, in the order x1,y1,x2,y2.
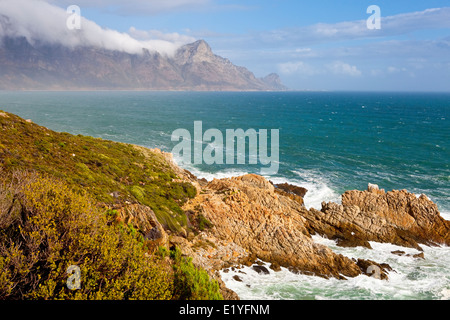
0,36,286,91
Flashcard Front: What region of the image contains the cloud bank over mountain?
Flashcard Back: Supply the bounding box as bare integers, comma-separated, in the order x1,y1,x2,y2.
0,0,196,56
1,0,449,91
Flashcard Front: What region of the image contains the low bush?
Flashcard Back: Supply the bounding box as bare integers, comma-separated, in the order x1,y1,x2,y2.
0,171,173,300
170,247,223,300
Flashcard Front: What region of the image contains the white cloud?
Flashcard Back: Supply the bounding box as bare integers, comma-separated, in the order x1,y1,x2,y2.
278,60,362,77
387,66,409,73
0,0,196,55
128,27,196,44
295,48,312,54
370,69,383,76
387,66,400,73
247,7,450,49
326,61,362,77
278,61,318,76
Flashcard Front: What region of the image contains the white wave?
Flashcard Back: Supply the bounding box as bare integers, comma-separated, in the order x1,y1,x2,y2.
440,210,450,221
171,155,251,182
269,169,340,210
441,288,450,300
192,168,251,181
221,235,450,300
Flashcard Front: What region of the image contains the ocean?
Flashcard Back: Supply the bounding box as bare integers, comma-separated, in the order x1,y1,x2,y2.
0,90,448,300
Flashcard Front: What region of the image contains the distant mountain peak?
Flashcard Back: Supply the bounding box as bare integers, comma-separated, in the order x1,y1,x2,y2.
174,39,215,65
261,73,288,91
0,36,286,91
190,39,212,52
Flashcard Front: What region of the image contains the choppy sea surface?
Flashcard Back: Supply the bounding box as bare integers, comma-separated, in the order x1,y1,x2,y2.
0,91,448,300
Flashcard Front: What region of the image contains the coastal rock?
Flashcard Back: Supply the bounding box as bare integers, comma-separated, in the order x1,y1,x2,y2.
215,272,241,300
252,265,270,275
355,259,392,280
116,204,169,251
367,183,385,194
168,230,250,278
183,174,362,279
303,184,450,250
273,182,307,206
269,262,282,272
274,182,308,198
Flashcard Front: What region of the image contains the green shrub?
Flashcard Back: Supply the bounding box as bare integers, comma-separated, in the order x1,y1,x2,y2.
197,214,214,231
0,171,173,300
0,112,218,301
130,185,146,202
170,247,223,300
156,246,170,259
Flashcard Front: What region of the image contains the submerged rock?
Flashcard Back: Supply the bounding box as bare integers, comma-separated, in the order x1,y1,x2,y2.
355,259,392,280
391,250,425,259
233,275,243,282
252,265,270,275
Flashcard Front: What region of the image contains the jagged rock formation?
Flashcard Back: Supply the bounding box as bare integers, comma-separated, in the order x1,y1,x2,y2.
173,40,277,91
0,36,286,91
183,174,362,279
273,182,308,206
177,173,450,286
303,184,450,251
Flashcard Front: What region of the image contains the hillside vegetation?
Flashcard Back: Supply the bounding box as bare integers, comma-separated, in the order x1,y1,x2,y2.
0,111,196,231
0,111,221,300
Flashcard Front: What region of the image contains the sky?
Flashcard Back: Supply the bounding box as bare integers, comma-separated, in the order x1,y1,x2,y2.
2,0,450,91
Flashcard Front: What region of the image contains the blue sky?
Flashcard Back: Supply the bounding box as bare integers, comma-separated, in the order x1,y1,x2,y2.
44,1,450,91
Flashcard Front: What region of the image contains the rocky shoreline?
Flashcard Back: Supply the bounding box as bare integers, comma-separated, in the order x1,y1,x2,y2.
2,111,447,300
134,149,450,300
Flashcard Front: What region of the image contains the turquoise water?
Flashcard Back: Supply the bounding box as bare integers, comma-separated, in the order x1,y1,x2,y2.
0,91,449,300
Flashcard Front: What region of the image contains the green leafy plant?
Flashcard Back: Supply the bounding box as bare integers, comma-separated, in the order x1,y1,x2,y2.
197,214,214,231
170,247,223,300
0,111,223,301
0,171,173,300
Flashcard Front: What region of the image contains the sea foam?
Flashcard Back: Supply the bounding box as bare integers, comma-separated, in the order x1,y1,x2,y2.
221,235,450,300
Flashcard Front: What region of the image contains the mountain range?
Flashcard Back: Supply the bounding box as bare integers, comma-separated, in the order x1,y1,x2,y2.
0,36,287,91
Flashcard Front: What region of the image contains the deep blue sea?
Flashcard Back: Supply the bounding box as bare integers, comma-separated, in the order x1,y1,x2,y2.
0,91,449,300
